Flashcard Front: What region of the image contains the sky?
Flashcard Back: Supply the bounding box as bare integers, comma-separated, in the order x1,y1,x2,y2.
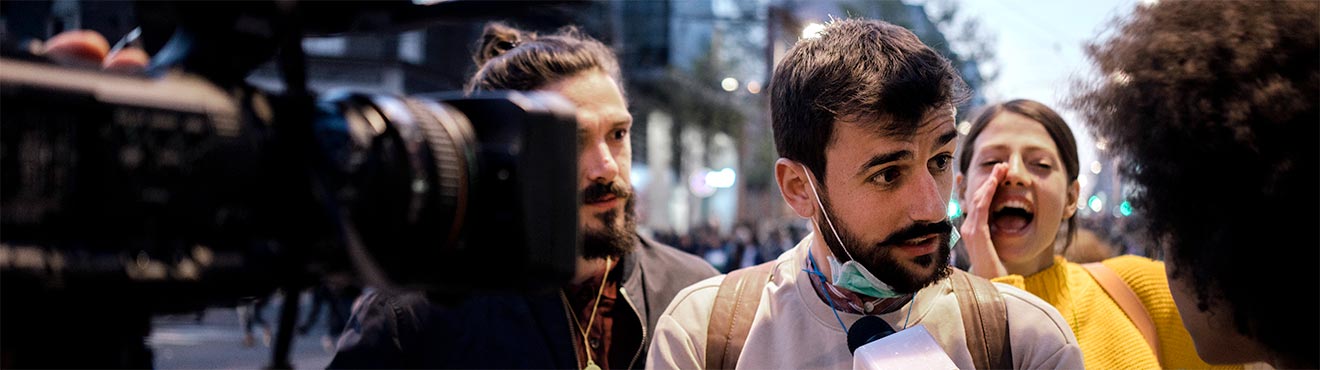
948,0,1144,195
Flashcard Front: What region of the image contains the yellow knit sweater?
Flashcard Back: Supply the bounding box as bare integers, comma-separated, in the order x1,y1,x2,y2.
992,255,1240,370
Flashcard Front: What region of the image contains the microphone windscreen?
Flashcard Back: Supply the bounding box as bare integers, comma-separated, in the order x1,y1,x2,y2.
853,325,958,369
847,316,896,354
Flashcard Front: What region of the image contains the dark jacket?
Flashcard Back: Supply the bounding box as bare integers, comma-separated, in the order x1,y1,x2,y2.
328,234,718,369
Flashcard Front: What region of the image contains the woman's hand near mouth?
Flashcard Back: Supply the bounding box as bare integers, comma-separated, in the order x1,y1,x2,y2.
962,163,1010,279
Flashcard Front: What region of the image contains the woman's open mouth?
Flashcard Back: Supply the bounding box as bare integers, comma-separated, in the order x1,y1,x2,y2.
989,199,1034,236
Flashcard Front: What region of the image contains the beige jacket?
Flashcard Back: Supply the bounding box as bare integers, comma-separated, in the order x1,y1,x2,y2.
647,236,1083,369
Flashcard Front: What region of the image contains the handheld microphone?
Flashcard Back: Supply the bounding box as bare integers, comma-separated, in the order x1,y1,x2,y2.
847,316,897,354
853,324,958,369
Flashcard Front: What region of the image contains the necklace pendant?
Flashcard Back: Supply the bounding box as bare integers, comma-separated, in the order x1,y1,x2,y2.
584,360,601,370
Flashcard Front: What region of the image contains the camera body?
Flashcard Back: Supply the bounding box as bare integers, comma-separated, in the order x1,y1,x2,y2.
0,55,580,304
0,1,583,366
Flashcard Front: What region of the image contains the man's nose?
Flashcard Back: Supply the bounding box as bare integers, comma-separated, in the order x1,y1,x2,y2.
582,140,619,183
908,173,948,224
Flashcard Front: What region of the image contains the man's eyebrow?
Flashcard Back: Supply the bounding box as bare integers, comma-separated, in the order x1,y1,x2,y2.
856,150,913,177
934,128,958,148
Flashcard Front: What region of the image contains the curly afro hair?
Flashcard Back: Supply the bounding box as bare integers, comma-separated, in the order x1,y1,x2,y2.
1072,0,1318,364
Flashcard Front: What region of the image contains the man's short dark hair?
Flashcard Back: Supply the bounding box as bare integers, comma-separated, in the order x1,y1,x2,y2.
770,18,969,183
1072,1,1318,365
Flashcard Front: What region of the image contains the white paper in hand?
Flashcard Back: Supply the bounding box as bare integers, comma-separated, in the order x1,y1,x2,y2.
852,324,958,370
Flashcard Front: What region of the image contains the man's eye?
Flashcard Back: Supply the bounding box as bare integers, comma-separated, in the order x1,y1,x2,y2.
979,160,1002,167
870,168,901,185
931,154,953,172
611,128,629,141
1036,162,1053,169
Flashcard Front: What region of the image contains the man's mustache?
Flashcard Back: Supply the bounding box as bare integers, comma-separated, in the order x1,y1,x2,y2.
582,182,631,204
877,220,952,246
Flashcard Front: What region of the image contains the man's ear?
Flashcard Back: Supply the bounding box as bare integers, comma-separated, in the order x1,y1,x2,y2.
1064,180,1080,219
775,158,817,219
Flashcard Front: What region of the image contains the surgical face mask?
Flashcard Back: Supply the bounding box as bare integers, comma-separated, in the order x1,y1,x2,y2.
800,164,960,299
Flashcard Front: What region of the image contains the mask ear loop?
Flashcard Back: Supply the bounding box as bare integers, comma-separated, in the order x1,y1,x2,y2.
800,164,858,262
801,164,921,333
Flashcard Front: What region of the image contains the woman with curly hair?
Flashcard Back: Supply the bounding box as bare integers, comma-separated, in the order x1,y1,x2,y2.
1072,0,1318,368
957,99,1237,369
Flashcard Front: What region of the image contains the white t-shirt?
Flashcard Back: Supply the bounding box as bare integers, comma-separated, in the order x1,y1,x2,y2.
648,236,1083,369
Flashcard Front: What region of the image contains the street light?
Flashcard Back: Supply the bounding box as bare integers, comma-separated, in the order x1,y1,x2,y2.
721,77,739,92
1088,195,1104,213
746,81,762,94
705,168,737,189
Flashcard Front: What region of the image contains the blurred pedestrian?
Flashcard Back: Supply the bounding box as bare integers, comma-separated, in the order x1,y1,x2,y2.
728,223,762,270
238,295,272,348
299,274,361,352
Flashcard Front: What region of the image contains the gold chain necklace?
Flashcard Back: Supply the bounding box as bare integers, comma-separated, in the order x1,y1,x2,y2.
575,256,612,370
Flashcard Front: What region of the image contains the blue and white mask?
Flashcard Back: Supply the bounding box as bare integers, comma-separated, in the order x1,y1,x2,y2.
800,164,959,299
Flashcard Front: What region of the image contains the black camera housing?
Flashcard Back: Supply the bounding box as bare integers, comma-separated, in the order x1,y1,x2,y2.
0,1,584,367
0,55,580,306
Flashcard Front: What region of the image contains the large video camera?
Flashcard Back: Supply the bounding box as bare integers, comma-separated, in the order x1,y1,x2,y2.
0,1,582,367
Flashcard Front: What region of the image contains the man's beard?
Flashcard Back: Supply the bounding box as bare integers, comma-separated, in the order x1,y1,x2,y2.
582,182,637,259
817,193,952,294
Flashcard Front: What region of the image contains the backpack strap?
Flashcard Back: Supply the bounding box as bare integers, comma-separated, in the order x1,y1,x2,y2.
950,269,1013,369
1082,262,1161,360
704,261,776,370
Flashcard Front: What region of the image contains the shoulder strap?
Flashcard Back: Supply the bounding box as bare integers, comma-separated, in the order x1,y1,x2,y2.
704,261,776,370
950,269,1013,370
1082,262,1161,360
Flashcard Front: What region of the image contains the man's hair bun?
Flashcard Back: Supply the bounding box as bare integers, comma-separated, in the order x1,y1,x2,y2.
473,22,532,67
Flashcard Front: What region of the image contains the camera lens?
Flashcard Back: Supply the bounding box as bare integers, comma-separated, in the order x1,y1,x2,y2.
315,92,477,289
313,90,581,295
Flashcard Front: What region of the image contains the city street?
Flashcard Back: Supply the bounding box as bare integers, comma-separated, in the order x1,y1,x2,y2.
148,296,336,369
5,0,1312,369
